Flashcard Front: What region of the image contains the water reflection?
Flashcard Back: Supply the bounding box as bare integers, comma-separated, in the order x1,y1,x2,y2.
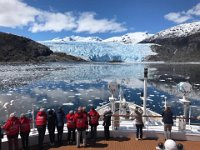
0,63,200,123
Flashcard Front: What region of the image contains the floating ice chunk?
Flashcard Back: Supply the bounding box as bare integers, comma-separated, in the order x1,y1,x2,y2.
149,95,155,97
194,83,200,86
3,102,9,108
68,95,75,98
75,93,82,96
95,97,100,99
159,79,165,82
10,100,14,105
147,98,153,101
63,103,74,106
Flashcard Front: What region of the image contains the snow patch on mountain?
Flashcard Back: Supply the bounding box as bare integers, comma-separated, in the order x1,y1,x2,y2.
103,32,153,43
145,21,200,41
43,36,103,43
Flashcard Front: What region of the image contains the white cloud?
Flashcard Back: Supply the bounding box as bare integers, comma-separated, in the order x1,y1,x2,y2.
76,12,127,33
187,3,200,16
0,0,127,34
164,3,200,23
0,0,39,28
29,12,77,32
164,12,191,24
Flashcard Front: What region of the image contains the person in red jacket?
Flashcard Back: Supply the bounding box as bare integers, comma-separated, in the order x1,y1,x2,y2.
3,112,20,150
66,110,75,144
36,108,47,150
19,113,31,150
88,106,100,139
74,107,88,148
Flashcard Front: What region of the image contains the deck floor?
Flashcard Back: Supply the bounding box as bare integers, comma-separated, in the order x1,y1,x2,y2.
30,134,200,150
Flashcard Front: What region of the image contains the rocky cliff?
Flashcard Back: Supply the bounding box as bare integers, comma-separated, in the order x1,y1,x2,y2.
0,32,85,62
141,22,200,62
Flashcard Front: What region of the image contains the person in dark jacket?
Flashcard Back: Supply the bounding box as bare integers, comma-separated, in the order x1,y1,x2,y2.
66,110,76,144
19,113,31,150
56,107,65,145
88,107,100,139
0,124,3,150
36,108,47,150
3,113,20,150
47,109,56,146
103,109,112,140
162,106,173,140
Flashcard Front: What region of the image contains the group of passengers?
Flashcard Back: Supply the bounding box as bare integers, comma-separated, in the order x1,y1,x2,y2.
0,106,112,150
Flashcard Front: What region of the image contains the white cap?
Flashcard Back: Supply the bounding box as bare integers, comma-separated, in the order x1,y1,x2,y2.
40,108,45,112
10,112,15,117
164,139,177,150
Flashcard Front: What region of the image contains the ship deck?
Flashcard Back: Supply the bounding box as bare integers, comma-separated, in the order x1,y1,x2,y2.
29,134,200,150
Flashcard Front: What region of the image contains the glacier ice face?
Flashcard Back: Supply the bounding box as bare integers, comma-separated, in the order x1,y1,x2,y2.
41,41,157,62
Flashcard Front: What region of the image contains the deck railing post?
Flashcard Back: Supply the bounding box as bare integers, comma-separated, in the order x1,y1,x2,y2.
143,68,148,123
109,96,115,130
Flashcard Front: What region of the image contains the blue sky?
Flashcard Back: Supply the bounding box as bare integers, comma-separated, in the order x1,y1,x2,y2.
0,0,200,41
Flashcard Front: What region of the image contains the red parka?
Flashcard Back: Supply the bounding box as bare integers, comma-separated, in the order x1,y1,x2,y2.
3,116,20,136
36,111,47,126
74,112,88,130
20,116,31,133
88,110,100,126
66,113,75,128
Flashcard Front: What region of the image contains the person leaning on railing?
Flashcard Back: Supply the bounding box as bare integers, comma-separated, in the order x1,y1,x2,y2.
103,108,112,140
88,106,100,139
162,106,173,140
74,106,88,148
0,124,3,150
66,110,76,145
36,108,47,150
47,109,57,146
19,113,31,150
131,107,144,140
55,107,65,146
2,113,20,150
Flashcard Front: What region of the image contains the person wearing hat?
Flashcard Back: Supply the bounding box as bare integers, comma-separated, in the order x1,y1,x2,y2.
74,106,88,148
19,113,31,150
162,106,174,140
36,108,47,150
55,107,65,145
66,110,76,144
47,109,56,146
3,112,20,150
103,109,112,140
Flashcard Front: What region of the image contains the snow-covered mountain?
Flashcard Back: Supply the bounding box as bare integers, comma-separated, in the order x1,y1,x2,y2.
43,35,103,43
141,21,200,62
143,21,200,42
103,32,152,44
42,32,152,44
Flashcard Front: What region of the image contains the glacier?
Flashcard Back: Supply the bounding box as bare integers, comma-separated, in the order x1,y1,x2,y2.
41,41,157,62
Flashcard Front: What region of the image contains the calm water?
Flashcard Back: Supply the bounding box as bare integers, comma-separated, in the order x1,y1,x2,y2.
0,62,200,123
